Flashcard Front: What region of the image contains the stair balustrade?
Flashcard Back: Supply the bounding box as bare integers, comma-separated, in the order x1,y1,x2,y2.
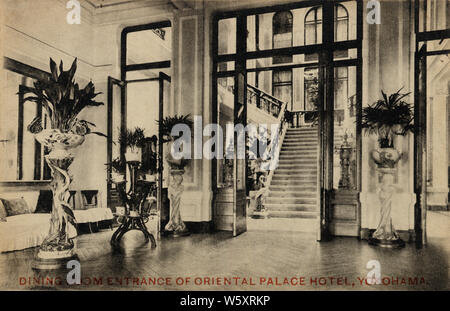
247,84,285,118
285,110,319,128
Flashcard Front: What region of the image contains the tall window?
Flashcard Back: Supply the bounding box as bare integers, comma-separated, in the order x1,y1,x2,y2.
272,11,293,108
304,6,322,45
334,66,348,124
273,70,292,109
304,4,349,45
272,11,293,64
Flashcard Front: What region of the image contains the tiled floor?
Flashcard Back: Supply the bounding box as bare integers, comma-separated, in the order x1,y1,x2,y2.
0,211,448,291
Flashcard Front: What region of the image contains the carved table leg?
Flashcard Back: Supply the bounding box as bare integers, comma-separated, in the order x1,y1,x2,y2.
110,217,156,249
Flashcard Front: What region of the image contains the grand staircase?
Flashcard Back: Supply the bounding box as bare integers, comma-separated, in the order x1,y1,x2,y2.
265,127,319,223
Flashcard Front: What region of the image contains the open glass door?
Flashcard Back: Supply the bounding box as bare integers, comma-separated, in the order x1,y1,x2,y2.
124,72,170,237
414,44,427,246
233,71,247,236
213,15,247,236
107,76,125,212
107,73,170,236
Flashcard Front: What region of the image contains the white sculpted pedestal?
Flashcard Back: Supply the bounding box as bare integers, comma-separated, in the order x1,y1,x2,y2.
369,148,405,248
165,168,190,237
32,129,83,270
164,140,190,237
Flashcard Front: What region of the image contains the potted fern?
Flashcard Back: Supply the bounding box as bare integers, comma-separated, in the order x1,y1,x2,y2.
361,88,414,168
24,58,105,267
118,127,146,162
361,88,413,249
106,157,126,183
158,114,193,237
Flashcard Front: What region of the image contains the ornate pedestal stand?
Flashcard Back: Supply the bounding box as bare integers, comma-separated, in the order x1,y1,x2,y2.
32,130,84,271
110,161,156,249
369,148,405,249
164,168,190,237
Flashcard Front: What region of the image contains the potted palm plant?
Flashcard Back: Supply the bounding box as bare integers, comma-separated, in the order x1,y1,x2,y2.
158,114,193,237
106,157,126,183
361,88,414,168
119,127,146,162
361,88,413,249
24,58,105,267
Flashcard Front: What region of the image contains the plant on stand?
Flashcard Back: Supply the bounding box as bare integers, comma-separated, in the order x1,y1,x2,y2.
25,58,105,269
361,88,414,248
158,115,193,237
119,127,146,162
106,157,126,183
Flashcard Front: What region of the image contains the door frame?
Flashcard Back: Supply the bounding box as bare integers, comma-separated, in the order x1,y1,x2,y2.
211,0,363,240
107,74,170,233
413,0,450,246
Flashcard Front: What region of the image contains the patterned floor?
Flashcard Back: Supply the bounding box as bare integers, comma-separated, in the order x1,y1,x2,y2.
0,211,448,291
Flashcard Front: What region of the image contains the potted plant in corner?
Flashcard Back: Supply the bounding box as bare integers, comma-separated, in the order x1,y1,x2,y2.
24,58,106,269
158,114,193,237
361,88,414,248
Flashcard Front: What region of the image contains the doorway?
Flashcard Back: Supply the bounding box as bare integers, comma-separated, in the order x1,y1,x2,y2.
107,21,172,237
212,1,363,240
414,0,450,246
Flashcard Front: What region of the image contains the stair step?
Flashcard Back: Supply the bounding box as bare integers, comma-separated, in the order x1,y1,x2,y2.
281,147,317,151
281,144,318,148
281,151,318,155
270,181,317,187
283,140,318,144
286,130,318,133
268,190,316,198
268,210,318,219
270,185,317,192
280,151,317,157
271,175,317,181
287,128,317,132
266,197,317,204
281,145,317,151
278,157,317,163
265,202,317,212
275,168,317,173
285,134,317,137
285,133,318,136
273,168,317,177
277,163,317,168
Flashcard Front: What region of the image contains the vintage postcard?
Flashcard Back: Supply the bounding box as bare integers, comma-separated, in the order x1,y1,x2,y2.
0,0,449,297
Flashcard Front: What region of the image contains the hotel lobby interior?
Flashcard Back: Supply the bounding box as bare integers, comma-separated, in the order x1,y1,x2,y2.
0,0,449,290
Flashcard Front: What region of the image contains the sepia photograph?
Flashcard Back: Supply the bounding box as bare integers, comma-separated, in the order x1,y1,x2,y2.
0,0,449,297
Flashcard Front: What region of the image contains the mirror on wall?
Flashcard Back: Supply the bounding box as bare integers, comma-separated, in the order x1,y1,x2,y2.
0,59,51,182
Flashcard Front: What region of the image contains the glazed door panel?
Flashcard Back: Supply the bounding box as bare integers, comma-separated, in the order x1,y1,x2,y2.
414,45,427,246
107,77,125,210
233,71,247,237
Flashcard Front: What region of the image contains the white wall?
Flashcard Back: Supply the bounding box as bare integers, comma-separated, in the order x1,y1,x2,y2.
0,0,173,210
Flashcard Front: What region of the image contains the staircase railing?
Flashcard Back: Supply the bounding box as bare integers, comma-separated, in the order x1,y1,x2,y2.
261,100,288,192
285,110,319,128
247,84,285,118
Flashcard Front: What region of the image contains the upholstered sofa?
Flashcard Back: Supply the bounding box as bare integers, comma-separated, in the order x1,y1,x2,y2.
0,191,77,253
0,190,113,253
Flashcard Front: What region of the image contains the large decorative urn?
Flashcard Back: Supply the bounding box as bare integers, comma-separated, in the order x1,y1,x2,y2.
32,129,85,269
369,144,405,248
371,147,402,169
